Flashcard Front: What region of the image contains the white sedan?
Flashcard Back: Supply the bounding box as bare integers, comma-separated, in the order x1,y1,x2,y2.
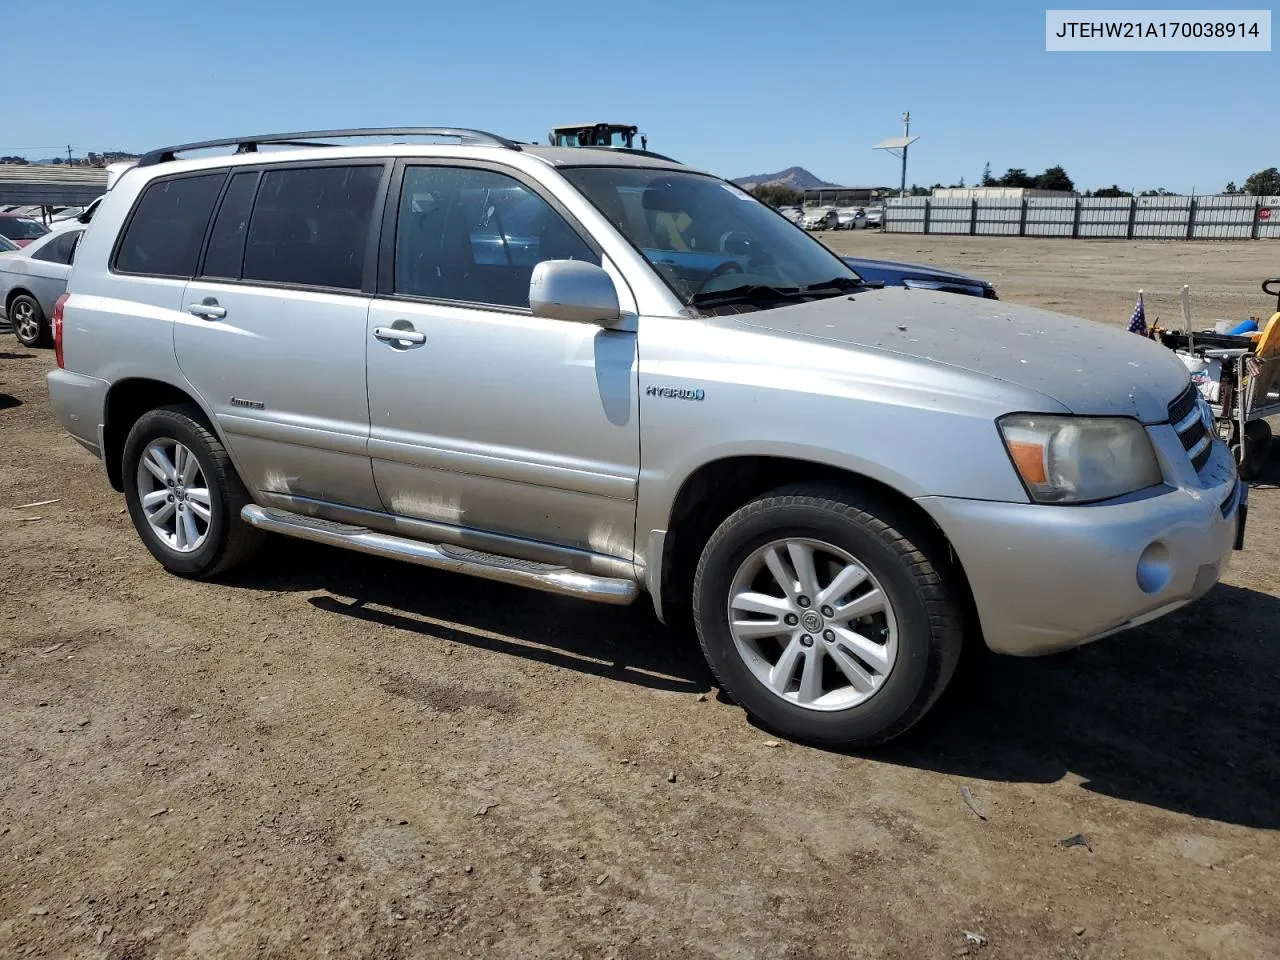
800,208,838,230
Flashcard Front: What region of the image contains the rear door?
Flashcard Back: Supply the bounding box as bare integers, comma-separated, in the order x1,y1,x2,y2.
176,161,389,510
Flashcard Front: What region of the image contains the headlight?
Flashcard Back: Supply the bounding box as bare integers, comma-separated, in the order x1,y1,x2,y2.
998,414,1163,504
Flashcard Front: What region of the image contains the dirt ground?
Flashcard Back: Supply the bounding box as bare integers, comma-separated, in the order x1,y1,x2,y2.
2,237,1278,959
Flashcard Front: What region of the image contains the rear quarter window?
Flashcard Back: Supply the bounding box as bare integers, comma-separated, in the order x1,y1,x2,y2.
113,173,225,278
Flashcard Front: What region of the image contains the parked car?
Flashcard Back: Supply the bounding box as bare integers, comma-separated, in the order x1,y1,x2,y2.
800,207,838,230
1,228,83,346
835,207,866,230
0,234,19,254
46,126,1243,748
864,207,884,228
0,213,50,248
841,256,998,299
777,205,803,224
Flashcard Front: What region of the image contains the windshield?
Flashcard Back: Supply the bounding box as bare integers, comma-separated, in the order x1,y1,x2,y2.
0,217,50,241
561,167,859,304
0,234,18,252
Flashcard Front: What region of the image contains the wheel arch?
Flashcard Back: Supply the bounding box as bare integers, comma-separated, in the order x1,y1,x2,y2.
102,378,221,491
653,455,978,639
5,287,37,313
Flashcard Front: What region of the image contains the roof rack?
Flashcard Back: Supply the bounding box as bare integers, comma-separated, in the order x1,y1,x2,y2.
136,127,521,167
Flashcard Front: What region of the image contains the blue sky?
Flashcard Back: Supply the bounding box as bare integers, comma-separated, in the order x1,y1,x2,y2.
3,0,1273,193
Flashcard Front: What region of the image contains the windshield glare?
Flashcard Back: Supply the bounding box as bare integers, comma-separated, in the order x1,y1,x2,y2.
0,217,50,241
561,168,859,304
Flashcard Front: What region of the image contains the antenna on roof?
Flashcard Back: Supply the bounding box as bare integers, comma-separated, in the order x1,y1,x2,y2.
873,112,919,197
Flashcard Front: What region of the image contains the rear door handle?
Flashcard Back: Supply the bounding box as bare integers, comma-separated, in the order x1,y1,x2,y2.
373,325,426,346
187,300,226,320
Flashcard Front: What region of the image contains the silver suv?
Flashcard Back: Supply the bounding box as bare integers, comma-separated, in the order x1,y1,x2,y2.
47,128,1245,746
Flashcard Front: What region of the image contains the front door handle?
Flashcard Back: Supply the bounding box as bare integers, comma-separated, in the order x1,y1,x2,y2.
187,298,226,320
373,325,426,346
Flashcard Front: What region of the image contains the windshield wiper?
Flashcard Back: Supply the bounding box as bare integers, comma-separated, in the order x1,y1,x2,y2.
803,276,864,293
689,283,803,307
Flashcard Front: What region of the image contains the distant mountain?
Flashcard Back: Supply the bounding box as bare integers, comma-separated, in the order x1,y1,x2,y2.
732,166,840,192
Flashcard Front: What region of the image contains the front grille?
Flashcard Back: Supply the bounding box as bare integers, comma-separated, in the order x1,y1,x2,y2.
1168,384,1213,474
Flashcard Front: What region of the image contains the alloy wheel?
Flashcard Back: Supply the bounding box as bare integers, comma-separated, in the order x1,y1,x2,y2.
135,439,212,553
727,538,898,711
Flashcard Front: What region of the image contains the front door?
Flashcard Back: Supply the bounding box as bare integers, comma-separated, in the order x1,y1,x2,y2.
366,162,640,562
175,162,387,510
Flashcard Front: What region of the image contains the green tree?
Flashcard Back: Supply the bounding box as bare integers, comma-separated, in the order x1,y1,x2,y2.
981,162,996,186
1224,181,1240,194
997,168,1036,188
1034,165,1075,191
750,184,804,207
1091,185,1133,198
1243,167,1280,196
1139,187,1174,197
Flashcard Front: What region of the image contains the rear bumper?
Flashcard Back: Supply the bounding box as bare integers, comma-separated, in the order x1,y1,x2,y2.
46,368,109,458
918,439,1241,656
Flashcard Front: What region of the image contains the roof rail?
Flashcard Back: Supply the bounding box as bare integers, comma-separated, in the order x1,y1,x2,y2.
136,127,521,167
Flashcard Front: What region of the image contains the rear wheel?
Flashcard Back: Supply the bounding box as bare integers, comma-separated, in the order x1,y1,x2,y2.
122,404,262,577
692,485,963,747
10,294,49,348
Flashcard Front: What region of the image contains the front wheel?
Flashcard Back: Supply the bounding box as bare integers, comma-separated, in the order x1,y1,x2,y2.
122,404,263,577
692,485,963,748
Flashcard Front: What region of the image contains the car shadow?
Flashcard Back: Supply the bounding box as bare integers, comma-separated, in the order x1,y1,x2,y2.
225,538,713,695
0,393,20,410
227,539,1278,828
880,582,1280,829
0,352,36,361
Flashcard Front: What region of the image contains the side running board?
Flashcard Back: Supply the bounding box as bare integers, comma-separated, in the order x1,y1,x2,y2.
241,505,639,605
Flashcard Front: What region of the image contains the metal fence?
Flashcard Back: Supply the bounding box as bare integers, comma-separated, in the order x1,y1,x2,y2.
884,195,1280,240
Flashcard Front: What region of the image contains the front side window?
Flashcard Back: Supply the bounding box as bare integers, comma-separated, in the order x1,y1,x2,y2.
114,174,225,277
561,167,859,306
242,165,382,290
394,165,598,308
0,217,51,242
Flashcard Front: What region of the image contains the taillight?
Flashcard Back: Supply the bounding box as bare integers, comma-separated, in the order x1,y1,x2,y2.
52,292,69,369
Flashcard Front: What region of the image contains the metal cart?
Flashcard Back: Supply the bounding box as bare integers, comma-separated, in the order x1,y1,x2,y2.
1157,278,1280,480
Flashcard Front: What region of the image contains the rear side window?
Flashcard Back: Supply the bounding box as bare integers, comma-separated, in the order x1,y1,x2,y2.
114,174,225,277
242,165,381,290
201,172,259,280
32,230,84,265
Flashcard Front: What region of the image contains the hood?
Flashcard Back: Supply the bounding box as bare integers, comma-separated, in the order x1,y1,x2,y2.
843,256,991,289
734,287,1190,423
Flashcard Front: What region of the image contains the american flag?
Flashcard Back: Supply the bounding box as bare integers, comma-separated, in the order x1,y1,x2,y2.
1127,292,1147,335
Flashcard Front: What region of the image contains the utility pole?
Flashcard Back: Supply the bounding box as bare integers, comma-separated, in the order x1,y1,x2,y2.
66,144,73,166
873,114,919,198
900,112,910,197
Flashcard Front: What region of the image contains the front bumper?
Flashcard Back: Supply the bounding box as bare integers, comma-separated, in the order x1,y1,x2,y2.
919,437,1242,656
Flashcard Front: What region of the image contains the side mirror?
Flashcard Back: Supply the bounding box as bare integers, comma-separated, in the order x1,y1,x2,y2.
529,260,621,325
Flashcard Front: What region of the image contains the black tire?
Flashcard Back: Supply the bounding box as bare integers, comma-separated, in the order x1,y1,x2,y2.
10,294,50,348
122,403,262,578
692,484,963,748
1237,420,1272,481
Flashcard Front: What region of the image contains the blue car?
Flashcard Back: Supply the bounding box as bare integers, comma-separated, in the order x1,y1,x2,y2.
842,256,998,299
